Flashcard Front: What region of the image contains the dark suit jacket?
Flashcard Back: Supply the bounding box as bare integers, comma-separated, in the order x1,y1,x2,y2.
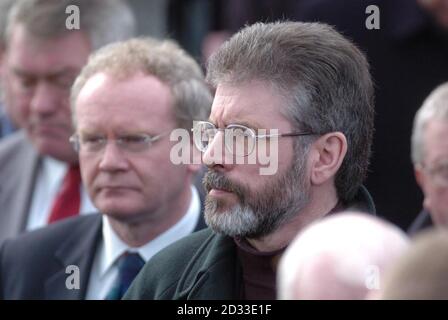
408,209,433,235
125,228,241,300
0,211,207,300
0,215,101,299
0,131,40,244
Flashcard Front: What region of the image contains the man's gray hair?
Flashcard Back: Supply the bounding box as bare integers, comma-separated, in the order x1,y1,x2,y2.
71,37,212,130
6,0,136,51
206,21,374,202
411,82,448,165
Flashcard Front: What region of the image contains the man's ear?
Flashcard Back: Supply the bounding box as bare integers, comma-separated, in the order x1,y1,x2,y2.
310,132,347,186
414,164,433,212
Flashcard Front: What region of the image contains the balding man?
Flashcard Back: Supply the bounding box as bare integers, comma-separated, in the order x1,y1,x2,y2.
278,212,409,300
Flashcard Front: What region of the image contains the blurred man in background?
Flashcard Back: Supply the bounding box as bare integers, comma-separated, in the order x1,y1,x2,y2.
0,0,136,244
409,83,448,233
278,212,409,299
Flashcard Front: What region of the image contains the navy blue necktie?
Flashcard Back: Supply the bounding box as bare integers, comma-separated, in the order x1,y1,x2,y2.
105,251,145,300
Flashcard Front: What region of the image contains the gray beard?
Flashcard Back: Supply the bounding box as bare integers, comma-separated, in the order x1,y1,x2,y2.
203,154,310,239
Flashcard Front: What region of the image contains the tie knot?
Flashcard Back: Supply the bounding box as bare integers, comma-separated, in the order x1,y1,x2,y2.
117,251,145,273
105,251,145,300
65,164,81,184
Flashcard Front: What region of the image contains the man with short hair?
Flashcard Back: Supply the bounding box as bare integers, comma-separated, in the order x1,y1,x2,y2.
0,37,212,299
125,21,376,300
409,83,448,233
277,212,409,300
0,0,136,243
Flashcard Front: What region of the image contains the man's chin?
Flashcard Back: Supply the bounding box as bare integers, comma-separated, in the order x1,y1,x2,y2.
205,196,236,214
204,202,262,238
100,207,141,222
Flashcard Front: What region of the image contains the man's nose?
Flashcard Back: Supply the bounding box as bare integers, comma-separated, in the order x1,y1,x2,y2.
98,141,130,172
202,131,232,169
30,81,63,116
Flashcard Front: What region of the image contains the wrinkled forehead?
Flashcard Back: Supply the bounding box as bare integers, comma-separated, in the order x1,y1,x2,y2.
75,72,176,132
6,23,91,73
210,80,292,130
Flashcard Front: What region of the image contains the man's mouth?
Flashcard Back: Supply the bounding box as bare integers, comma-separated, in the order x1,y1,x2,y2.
97,185,138,193
203,171,247,204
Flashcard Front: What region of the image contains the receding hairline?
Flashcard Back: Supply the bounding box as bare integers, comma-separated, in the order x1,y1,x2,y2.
412,82,448,164
4,0,136,51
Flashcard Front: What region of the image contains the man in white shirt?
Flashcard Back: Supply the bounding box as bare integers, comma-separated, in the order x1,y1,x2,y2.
0,0,136,243
0,38,211,299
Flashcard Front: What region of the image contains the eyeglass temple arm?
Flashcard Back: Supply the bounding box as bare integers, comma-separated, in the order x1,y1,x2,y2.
256,132,315,138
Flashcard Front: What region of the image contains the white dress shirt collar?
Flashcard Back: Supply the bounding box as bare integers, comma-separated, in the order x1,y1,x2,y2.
98,185,201,277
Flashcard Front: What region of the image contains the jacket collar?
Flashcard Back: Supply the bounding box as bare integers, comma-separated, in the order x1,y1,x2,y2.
44,215,102,299
176,230,241,299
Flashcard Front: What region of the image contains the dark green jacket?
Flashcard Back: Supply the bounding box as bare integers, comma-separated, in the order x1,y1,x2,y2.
124,186,375,300
125,228,241,299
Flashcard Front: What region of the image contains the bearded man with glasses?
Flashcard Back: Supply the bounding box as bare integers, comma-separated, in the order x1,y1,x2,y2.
125,21,376,300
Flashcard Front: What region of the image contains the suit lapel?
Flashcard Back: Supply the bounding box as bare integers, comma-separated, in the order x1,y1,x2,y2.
183,261,241,299
44,215,102,299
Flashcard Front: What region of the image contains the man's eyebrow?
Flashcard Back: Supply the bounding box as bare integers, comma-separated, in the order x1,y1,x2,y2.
12,67,79,78
12,68,34,78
